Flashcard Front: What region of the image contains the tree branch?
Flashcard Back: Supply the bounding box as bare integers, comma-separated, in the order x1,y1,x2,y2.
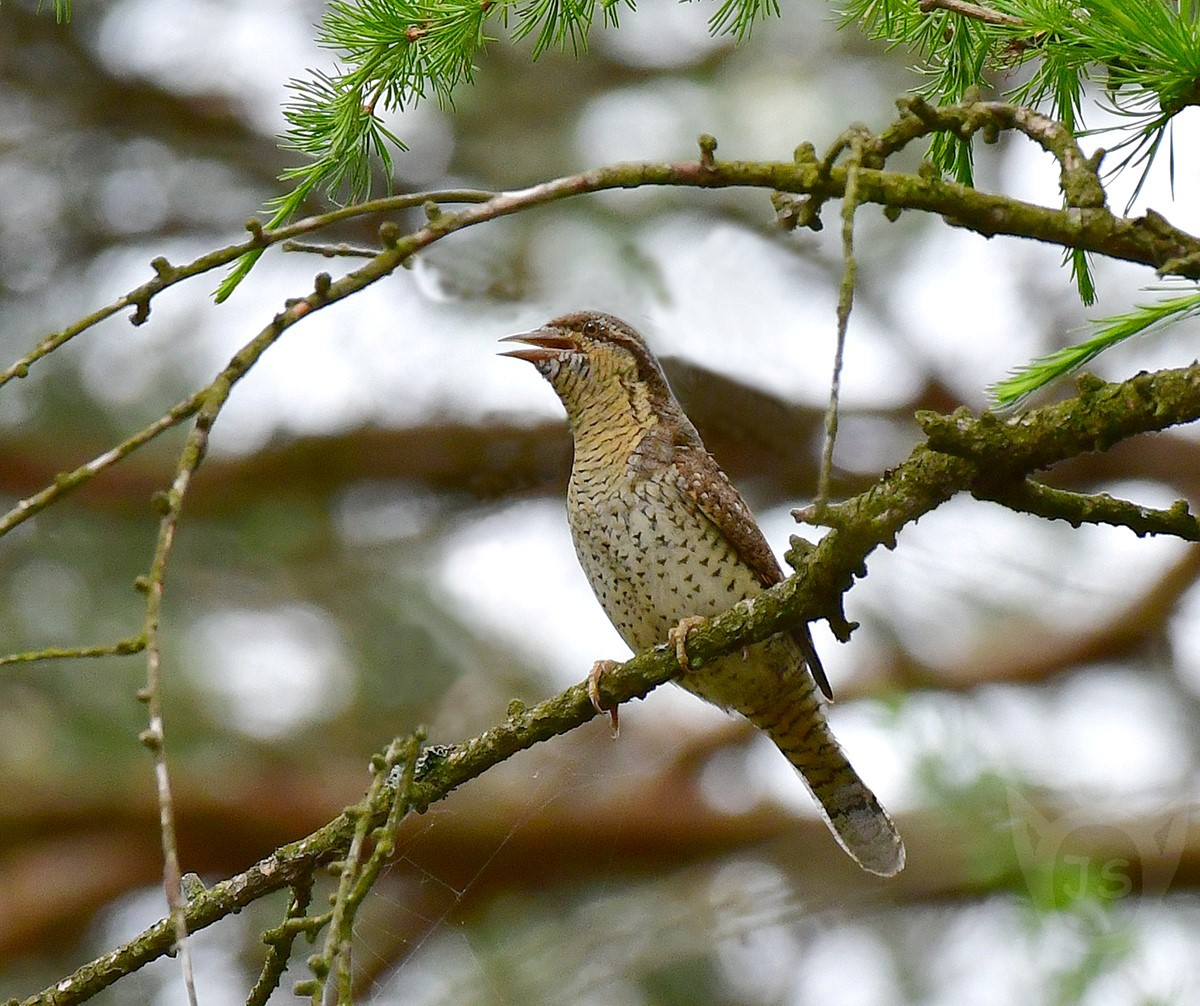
0,189,495,391
12,101,1200,1006
23,360,1200,1006
975,479,1200,540
7,98,1200,400
918,0,1025,28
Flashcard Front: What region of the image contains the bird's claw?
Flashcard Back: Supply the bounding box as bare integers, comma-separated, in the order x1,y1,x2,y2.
588,659,620,737
667,616,707,671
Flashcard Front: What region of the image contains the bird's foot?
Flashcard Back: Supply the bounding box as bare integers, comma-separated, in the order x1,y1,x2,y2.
588,659,620,737
667,616,707,672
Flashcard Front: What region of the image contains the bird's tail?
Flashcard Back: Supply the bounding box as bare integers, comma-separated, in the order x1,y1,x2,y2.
680,634,905,876
752,687,905,877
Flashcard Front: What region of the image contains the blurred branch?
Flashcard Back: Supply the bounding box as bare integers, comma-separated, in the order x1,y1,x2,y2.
0,359,896,515
886,543,1200,689
0,636,145,667
8,386,1200,519
348,798,1200,996
7,733,1200,970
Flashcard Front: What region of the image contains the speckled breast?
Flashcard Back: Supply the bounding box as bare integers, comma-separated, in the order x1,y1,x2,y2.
567,462,767,656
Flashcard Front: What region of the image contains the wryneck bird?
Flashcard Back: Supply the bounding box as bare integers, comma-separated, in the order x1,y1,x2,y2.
503,310,903,877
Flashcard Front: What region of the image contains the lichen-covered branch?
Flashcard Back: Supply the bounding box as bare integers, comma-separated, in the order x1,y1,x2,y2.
24,362,1200,1006
975,480,1200,540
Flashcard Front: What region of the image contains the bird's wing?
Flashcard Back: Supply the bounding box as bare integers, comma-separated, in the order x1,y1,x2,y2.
671,439,834,701
671,442,782,584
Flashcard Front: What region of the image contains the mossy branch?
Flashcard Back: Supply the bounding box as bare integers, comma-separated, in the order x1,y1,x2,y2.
22,360,1200,1006
974,480,1200,540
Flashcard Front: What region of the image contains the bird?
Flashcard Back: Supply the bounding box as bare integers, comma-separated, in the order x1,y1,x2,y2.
501,310,904,877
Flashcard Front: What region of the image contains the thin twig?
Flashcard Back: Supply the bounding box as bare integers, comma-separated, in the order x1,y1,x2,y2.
245,879,316,1006
281,240,378,258
817,127,871,508
0,189,495,390
918,0,1025,28
141,455,203,1006
975,480,1200,540
0,389,205,538
0,636,145,667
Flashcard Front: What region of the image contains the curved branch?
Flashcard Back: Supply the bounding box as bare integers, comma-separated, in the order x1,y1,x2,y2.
0,189,495,391
7,99,1199,396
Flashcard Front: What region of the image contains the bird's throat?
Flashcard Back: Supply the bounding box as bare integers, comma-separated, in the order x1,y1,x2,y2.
566,384,659,493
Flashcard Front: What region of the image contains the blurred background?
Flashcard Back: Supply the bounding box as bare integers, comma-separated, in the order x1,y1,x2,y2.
3,1,1200,1003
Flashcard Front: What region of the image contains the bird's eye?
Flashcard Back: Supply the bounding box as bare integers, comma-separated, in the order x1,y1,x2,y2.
582,320,599,337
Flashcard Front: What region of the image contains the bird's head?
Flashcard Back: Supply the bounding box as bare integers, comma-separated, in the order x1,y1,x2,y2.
501,311,676,427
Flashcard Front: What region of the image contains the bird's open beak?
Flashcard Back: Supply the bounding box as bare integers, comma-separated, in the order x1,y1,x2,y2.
499,327,577,364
